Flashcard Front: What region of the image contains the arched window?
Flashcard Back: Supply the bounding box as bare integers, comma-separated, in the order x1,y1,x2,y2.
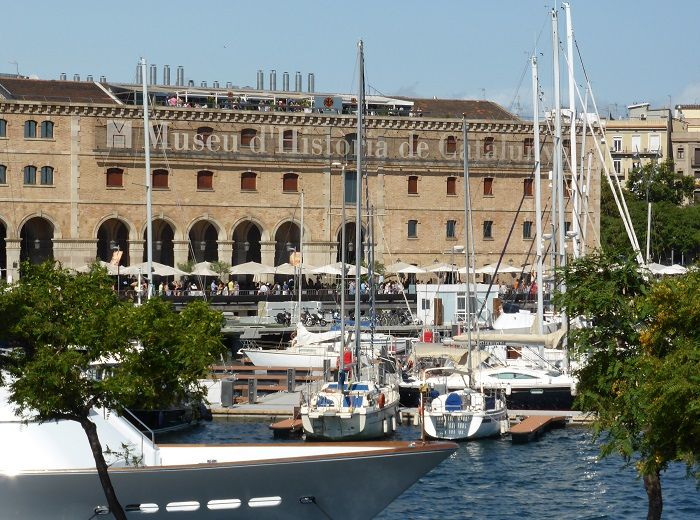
445,135,457,154
197,170,213,190
283,172,299,192
282,129,294,152
24,120,37,139
241,128,257,147
40,166,53,185
483,136,494,155
523,137,534,156
196,126,213,146
23,165,37,185
152,168,169,189
40,121,54,139
0,119,6,138
106,167,123,188
0,164,6,184
241,171,257,191
446,176,456,195
407,175,418,195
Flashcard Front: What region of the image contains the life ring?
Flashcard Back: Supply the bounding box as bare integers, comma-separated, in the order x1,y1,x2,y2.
377,393,386,409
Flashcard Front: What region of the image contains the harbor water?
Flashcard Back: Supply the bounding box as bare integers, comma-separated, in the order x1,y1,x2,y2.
162,418,699,519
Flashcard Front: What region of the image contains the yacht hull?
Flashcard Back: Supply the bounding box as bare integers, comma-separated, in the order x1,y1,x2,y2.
424,409,507,441
302,403,400,441
0,441,455,520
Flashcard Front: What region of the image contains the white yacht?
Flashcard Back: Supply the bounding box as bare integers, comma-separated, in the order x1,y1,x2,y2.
301,377,401,441
421,369,508,441
240,322,401,370
0,386,455,519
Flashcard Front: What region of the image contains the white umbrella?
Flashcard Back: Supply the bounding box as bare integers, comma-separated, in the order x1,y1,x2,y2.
463,262,522,275
229,261,275,275
312,262,344,276
121,262,187,276
660,264,687,275
190,261,219,277
385,261,414,274
73,260,120,276
274,262,317,275
644,262,667,275
424,262,460,273
394,264,427,274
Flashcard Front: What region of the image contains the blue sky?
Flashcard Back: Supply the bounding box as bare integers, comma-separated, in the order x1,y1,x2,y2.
3,0,699,117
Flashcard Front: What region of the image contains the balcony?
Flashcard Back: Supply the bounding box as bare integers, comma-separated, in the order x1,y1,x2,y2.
609,146,663,158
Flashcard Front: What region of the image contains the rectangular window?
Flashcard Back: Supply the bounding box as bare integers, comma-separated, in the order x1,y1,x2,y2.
648,134,660,153
631,135,641,153
483,136,494,155
344,171,357,204
24,121,37,139
694,148,700,166
0,119,6,137
40,121,54,139
484,177,494,196
694,170,700,180
523,137,534,156
564,221,572,234
613,159,622,174
24,165,36,185
523,220,533,239
152,169,169,189
483,220,493,239
446,176,456,195
408,175,418,195
523,178,533,196
446,220,456,239
411,134,419,154
612,136,622,152
407,220,418,238
197,170,213,190
421,299,431,310
283,173,298,192
40,166,53,185
677,146,685,159
106,168,123,188
0,165,6,184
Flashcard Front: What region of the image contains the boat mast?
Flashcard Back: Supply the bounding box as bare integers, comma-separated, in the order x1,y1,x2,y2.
531,56,544,335
141,58,154,298
354,40,364,379
551,9,567,290
340,164,347,362
462,117,473,372
564,2,579,259
298,190,304,323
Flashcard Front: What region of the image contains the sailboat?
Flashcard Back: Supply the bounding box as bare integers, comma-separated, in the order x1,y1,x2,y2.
418,117,508,441
300,41,401,441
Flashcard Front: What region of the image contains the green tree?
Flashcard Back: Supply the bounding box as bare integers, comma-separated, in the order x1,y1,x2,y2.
210,260,232,281
0,261,225,520
556,251,700,519
627,160,695,205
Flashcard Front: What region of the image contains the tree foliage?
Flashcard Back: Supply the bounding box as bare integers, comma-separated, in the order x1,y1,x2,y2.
210,260,232,281
0,261,225,519
626,160,695,205
556,251,700,520
600,170,700,263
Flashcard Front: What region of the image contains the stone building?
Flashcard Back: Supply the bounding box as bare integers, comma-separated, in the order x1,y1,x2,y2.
0,76,601,281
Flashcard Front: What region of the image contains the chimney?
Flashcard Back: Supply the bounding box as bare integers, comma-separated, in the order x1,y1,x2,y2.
213,80,220,88
200,80,207,88
149,64,157,85
307,73,315,93
256,69,264,90
136,63,143,84
59,73,67,81
73,74,80,82
269,69,277,91
163,65,171,86
86,74,93,82
188,79,194,87
176,65,184,87
295,71,302,92
99,75,106,83
226,81,232,88
282,72,289,92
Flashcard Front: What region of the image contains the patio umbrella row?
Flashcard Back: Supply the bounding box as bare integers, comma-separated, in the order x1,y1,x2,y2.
74,259,536,278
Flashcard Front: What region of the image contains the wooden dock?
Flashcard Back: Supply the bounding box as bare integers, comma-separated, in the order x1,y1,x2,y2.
510,415,567,443
269,412,304,439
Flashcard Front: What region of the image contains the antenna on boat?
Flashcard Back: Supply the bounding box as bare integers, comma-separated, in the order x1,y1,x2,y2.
141,57,154,298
